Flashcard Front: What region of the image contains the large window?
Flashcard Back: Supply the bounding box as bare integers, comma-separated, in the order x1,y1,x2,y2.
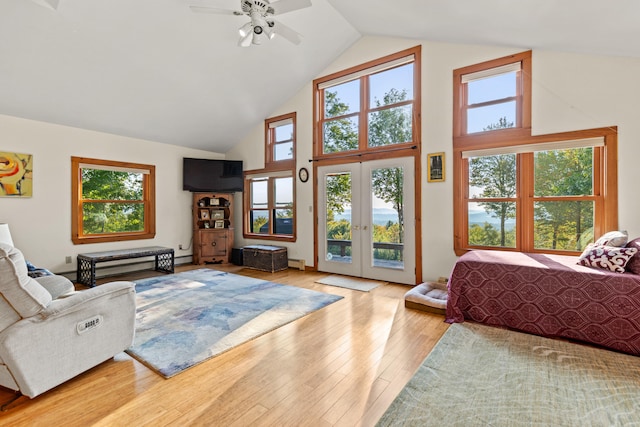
244,172,294,240
314,46,420,158
243,112,297,241
71,157,155,244
453,52,618,255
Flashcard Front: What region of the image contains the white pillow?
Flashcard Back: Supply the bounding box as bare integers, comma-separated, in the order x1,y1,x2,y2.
595,230,628,247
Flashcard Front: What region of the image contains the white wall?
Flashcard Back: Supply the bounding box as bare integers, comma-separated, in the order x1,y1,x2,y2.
228,36,640,282
0,114,224,274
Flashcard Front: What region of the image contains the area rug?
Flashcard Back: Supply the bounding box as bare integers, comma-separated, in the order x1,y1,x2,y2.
126,269,343,378
377,322,640,426
315,275,384,292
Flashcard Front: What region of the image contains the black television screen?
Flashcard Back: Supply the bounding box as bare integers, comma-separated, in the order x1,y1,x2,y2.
182,158,244,193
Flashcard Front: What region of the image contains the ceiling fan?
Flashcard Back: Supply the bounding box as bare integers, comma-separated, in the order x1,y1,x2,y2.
190,0,312,47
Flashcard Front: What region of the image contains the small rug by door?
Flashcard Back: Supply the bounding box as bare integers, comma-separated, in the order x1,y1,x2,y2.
126,269,343,378
315,275,384,292
377,322,640,426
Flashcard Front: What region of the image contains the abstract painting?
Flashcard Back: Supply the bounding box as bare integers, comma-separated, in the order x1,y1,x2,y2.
0,151,33,197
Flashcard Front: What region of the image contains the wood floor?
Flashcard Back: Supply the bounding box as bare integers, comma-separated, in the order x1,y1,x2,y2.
0,264,449,426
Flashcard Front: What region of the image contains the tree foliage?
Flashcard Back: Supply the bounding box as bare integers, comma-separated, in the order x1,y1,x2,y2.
81,169,144,234
468,118,594,251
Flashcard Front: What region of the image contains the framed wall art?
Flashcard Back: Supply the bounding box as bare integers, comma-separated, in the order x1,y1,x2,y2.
427,152,445,183
0,151,33,197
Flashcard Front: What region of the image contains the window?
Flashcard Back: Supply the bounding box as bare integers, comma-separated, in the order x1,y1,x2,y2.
265,112,296,168
314,46,420,158
453,51,531,141
453,52,618,255
243,112,297,241
244,171,295,241
71,157,156,244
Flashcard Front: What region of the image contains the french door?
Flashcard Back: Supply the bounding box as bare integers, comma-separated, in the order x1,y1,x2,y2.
317,157,416,284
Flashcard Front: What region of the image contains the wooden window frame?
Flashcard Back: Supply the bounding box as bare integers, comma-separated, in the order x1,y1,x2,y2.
71,156,156,244
243,169,296,242
452,51,618,256
265,112,296,170
313,46,422,160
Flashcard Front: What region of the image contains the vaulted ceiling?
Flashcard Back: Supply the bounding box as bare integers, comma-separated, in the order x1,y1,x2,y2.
2,0,639,153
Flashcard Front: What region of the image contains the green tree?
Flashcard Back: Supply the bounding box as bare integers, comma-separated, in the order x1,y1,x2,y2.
81,169,144,234
533,147,594,250
468,117,516,247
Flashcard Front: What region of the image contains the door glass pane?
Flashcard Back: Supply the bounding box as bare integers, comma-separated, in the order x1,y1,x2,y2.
534,201,594,251
325,172,352,263
371,167,404,269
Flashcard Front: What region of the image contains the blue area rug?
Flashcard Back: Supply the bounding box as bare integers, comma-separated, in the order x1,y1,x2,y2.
126,269,343,378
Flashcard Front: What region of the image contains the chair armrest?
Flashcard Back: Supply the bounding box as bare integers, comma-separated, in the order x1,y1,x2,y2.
34,275,75,299
39,281,135,319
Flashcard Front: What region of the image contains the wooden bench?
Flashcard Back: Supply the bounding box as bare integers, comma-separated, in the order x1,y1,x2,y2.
77,246,174,287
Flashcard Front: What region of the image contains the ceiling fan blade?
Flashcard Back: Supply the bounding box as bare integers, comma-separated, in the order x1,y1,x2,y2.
189,5,242,16
271,20,303,45
269,0,312,15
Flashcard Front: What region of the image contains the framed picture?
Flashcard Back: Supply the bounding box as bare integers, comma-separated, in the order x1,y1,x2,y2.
214,220,225,229
427,152,445,182
0,151,33,197
199,209,210,220
211,210,225,220
209,198,220,206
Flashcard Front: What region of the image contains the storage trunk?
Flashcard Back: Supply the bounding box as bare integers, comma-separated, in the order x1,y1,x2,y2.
242,245,288,272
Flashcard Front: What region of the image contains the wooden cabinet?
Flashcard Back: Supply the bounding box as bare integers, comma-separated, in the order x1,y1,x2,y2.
192,193,234,264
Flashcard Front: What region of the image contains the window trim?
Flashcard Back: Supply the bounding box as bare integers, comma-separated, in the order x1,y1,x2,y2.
243,168,296,242
71,156,156,244
265,112,296,170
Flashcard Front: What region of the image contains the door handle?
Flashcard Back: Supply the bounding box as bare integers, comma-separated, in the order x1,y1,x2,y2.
353,225,360,231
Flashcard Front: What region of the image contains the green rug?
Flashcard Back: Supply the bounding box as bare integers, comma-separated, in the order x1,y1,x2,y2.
377,322,640,426
126,269,343,378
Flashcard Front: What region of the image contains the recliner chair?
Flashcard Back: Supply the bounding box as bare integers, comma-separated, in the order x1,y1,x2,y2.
0,243,136,402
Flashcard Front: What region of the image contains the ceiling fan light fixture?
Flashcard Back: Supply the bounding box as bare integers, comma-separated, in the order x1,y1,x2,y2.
238,22,252,38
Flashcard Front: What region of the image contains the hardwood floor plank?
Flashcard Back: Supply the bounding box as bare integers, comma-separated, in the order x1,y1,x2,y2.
0,265,447,426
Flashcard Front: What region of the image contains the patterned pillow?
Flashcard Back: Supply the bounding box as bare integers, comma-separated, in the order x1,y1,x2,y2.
595,230,628,247
625,237,640,275
578,244,638,273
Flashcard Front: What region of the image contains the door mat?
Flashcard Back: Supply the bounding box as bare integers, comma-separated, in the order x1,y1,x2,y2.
315,275,385,292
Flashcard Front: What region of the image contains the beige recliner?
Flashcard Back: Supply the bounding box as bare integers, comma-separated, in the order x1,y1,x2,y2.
0,243,136,401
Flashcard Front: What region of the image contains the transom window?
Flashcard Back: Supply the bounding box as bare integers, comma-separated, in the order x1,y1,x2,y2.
265,112,296,167
71,157,155,244
453,52,618,255
314,46,420,157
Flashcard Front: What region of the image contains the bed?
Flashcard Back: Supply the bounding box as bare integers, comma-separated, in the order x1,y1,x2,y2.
445,249,640,355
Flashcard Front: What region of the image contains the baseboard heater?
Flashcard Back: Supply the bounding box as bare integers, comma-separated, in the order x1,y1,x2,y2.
288,258,305,271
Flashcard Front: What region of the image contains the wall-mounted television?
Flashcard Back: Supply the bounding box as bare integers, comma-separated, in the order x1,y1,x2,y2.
182,158,244,193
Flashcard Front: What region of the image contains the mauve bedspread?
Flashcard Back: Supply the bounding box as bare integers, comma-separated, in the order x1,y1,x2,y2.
446,250,640,355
